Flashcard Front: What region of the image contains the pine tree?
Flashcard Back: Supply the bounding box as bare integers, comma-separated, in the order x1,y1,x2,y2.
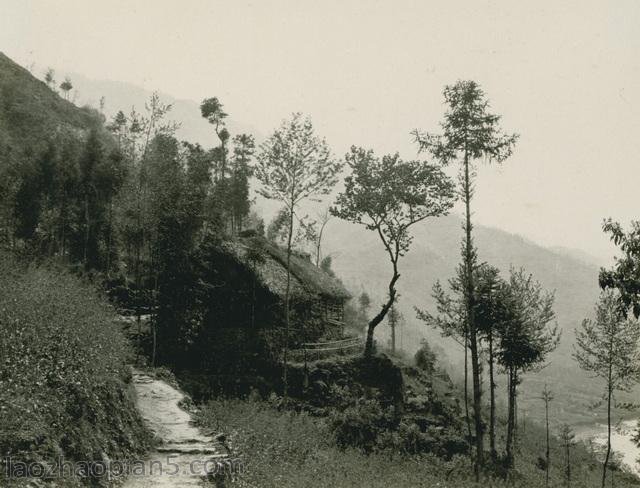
414,80,518,478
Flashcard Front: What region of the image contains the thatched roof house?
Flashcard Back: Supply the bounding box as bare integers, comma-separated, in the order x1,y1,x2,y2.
202,235,351,341
222,237,350,303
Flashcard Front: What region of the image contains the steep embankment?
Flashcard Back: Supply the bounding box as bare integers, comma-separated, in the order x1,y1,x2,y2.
0,254,151,486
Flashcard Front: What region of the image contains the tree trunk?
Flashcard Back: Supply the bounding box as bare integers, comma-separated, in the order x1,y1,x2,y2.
283,205,295,397
83,193,90,266
603,377,613,488
151,317,157,367
135,175,144,340
106,199,113,278
251,277,256,329
545,395,550,488
463,150,483,478
60,192,67,259
506,367,517,467
566,438,571,487
464,329,473,457
364,268,399,357
488,328,497,462
390,310,396,353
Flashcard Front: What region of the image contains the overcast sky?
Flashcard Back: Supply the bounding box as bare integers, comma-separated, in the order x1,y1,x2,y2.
2,0,639,263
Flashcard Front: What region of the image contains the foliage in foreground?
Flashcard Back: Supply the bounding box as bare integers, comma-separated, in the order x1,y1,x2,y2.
0,254,151,486
196,396,639,488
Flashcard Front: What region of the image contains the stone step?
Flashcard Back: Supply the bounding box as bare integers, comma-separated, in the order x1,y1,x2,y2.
156,444,222,455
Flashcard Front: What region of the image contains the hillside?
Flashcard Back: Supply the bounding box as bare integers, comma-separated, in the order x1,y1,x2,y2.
0,52,102,160
322,214,609,425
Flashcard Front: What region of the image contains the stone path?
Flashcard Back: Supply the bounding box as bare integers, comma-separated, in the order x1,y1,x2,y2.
121,370,231,487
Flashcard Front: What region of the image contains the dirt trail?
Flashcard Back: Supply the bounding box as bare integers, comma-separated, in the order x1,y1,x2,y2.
121,370,227,487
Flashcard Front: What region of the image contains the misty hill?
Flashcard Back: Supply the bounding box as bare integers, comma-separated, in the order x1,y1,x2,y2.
66,71,261,147
323,214,606,424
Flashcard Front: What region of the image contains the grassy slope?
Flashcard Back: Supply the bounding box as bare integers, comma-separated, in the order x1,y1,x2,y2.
195,357,640,488
0,254,151,486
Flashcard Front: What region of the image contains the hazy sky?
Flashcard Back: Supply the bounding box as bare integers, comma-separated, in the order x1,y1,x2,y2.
2,0,639,263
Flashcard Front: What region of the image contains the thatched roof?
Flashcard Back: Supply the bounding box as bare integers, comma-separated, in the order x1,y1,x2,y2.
221,237,351,302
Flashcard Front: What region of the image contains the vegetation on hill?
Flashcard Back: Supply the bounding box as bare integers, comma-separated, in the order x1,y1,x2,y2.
194,354,640,488
0,253,151,486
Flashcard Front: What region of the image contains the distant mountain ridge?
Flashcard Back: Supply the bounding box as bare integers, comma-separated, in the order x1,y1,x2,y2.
323,214,605,424
66,71,262,147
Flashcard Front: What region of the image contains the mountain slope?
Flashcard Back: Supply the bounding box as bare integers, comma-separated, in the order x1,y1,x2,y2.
323,214,606,424
0,52,102,160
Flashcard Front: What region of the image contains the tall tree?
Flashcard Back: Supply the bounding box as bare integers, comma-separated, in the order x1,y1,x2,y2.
44,68,55,90
200,97,229,180
59,77,73,100
333,147,455,357
182,141,214,242
473,264,503,462
229,133,255,234
78,129,103,267
573,290,640,488
559,423,575,487
414,80,518,477
387,299,402,353
108,94,178,326
540,384,554,488
255,112,341,396
145,134,192,366
300,207,332,267
498,268,559,468
417,262,505,463
358,291,371,318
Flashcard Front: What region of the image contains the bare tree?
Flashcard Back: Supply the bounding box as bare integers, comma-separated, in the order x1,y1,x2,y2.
44,68,55,90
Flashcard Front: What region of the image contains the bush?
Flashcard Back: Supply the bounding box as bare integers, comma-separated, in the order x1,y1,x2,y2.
414,339,437,373
330,399,397,452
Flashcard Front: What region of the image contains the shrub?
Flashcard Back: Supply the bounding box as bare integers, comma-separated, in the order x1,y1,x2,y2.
330,399,397,452
414,339,437,373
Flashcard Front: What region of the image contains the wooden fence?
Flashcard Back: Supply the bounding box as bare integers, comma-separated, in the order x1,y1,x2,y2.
291,336,364,362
